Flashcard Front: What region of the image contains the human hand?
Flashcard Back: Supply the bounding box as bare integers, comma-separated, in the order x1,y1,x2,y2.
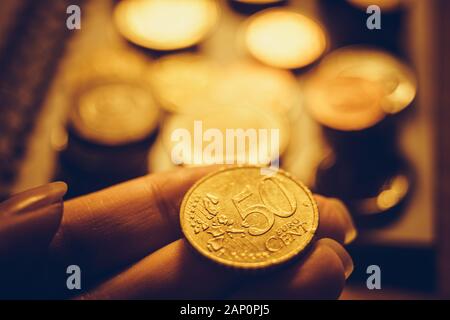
0,166,356,299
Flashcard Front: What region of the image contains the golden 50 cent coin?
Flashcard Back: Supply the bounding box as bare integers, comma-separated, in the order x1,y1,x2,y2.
180,166,319,269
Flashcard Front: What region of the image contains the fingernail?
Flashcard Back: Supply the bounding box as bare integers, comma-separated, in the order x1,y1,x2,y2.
332,199,358,245
320,238,354,280
0,202,64,258
0,182,67,217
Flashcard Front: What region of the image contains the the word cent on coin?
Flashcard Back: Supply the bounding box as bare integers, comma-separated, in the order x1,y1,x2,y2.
180,167,319,269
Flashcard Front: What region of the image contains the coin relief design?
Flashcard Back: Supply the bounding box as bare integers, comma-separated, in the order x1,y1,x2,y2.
180,167,318,269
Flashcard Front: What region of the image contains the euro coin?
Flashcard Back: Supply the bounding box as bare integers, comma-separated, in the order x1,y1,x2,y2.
244,9,327,69
316,47,417,114
161,105,290,166
180,166,319,269
114,0,219,51
70,80,160,146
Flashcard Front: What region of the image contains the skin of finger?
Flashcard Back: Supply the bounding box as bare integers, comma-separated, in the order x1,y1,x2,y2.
77,239,238,300
229,239,347,300
0,203,64,299
49,166,219,277
0,203,63,260
314,195,354,244
78,238,346,300
49,170,352,282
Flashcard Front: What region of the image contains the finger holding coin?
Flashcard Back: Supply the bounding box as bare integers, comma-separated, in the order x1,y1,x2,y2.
55,167,355,281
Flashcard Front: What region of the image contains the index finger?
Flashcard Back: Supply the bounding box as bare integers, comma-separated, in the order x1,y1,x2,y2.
49,167,356,280
50,166,219,277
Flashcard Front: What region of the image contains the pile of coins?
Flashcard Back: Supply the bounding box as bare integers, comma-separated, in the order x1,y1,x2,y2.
304,46,417,226
58,0,417,231
57,49,161,197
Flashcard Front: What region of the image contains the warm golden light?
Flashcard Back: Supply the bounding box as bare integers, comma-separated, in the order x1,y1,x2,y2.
211,62,302,115
244,10,327,69
149,54,220,114
162,106,290,165
114,0,219,51
71,82,160,146
149,56,301,116
233,0,284,3
305,75,386,131
376,175,409,210
318,47,417,114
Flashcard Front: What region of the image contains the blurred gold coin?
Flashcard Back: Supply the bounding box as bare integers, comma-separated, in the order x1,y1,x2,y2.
150,56,301,116
211,62,302,115
305,75,386,131
70,81,160,146
161,106,290,166
114,0,219,51
347,0,403,12
317,47,417,114
233,0,284,3
66,49,150,86
149,54,220,114
180,166,319,269
244,9,327,69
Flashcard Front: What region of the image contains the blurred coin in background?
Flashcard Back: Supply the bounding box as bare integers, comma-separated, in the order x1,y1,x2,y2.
64,48,151,86
147,138,177,173
316,47,417,115
305,75,386,131
114,0,219,51
150,56,302,117
211,61,303,117
244,9,327,69
233,0,284,3
305,46,417,131
161,106,290,166
59,79,161,197
149,54,221,114
70,80,160,146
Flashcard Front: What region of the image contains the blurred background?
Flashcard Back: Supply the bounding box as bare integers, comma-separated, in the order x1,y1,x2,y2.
0,0,449,299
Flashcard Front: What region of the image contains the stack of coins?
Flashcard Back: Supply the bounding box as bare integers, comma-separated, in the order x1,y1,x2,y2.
146,54,296,170
180,166,319,269
108,1,416,231
57,49,160,198
304,46,417,227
